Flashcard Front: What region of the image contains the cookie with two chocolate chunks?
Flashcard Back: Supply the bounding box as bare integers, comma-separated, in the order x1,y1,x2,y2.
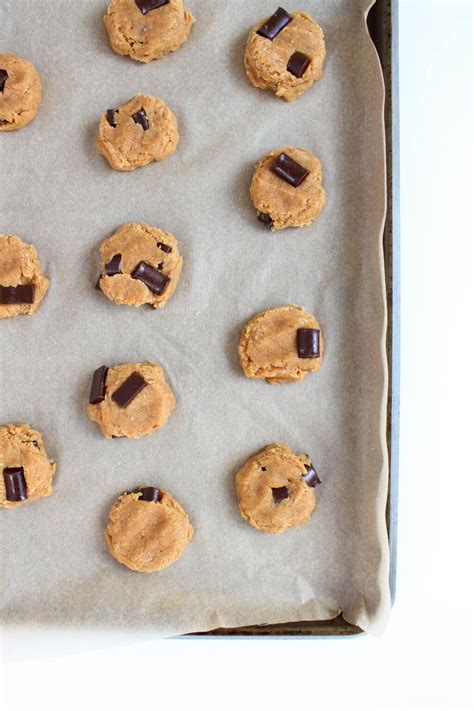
0,234,49,319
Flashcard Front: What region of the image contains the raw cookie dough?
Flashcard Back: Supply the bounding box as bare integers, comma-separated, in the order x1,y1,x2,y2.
244,9,325,102
97,222,182,309
1,423,56,509
236,443,319,533
104,0,194,63
0,53,42,131
105,486,193,572
0,234,49,319
239,304,323,383
87,361,176,439
250,146,325,230
96,94,179,171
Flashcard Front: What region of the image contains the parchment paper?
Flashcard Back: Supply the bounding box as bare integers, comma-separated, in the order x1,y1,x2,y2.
0,0,390,635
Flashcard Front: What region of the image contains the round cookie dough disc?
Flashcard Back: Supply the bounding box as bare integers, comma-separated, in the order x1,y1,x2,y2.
104,0,195,63
105,488,193,572
0,234,49,319
0,53,42,131
87,361,176,439
97,223,183,309
236,444,318,533
244,10,325,102
96,94,179,171
238,304,323,383
250,146,325,230
0,423,56,509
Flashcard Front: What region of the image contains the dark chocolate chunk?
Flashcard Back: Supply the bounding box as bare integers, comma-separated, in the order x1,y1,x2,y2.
111,371,147,408
287,51,311,78
135,0,169,15
0,284,34,305
95,277,102,292
257,7,292,40
0,69,8,93
303,464,321,487
157,261,164,270
157,241,172,254
105,254,122,276
272,152,309,187
261,466,267,471
89,365,108,404
3,467,27,502
271,486,289,504
106,109,118,127
257,212,273,229
31,440,40,449
297,328,320,358
132,261,170,295
132,108,149,131
137,486,162,502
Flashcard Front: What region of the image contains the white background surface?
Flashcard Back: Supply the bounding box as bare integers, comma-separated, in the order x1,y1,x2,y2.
0,1,472,709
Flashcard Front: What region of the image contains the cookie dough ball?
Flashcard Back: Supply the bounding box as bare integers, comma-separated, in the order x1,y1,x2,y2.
1,423,56,509
96,94,179,171
96,223,182,309
87,361,176,439
239,304,323,383
236,444,320,533
244,8,325,102
250,146,325,230
0,53,42,131
105,486,193,572
104,0,195,63
0,234,49,319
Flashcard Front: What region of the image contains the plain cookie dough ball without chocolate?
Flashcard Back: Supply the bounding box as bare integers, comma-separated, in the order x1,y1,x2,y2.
236,444,320,533
0,234,49,319
244,8,325,102
104,0,195,63
96,94,179,171
239,304,323,383
1,423,56,509
105,486,193,572
0,53,42,131
250,146,325,230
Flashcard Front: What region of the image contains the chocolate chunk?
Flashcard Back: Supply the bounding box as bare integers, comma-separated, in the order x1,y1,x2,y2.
137,486,162,502
0,284,34,305
257,7,292,40
135,0,169,15
31,440,40,449
89,365,108,404
105,254,122,276
111,371,147,408
157,261,164,270
272,152,309,188
303,464,321,487
261,466,267,471
271,486,289,504
0,69,8,93
297,328,320,358
287,51,311,78
157,242,172,254
106,109,117,127
3,467,27,502
95,277,102,292
132,261,170,295
257,212,273,229
132,109,149,131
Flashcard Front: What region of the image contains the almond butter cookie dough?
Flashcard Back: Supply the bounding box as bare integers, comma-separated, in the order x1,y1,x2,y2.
1,423,56,509
244,8,325,102
87,361,176,439
239,304,323,383
0,53,42,131
0,234,49,319
96,94,179,171
250,146,325,230
104,0,194,63
96,223,182,309
105,486,193,572
236,444,320,533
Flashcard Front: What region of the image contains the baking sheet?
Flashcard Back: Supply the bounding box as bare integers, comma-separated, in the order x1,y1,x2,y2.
0,0,390,635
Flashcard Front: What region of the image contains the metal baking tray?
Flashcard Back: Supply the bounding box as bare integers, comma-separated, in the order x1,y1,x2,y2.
194,0,400,637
